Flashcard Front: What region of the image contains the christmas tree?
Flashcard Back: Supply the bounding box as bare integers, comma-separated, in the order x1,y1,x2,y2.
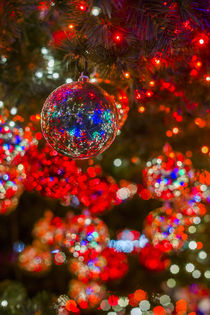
0,1,209,314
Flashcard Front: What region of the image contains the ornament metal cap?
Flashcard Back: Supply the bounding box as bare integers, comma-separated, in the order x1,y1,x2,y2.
78,73,89,82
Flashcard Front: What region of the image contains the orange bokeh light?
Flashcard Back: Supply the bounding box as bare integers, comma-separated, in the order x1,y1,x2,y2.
138,106,145,113
201,146,209,154
149,80,155,87
194,117,206,128
166,130,173,137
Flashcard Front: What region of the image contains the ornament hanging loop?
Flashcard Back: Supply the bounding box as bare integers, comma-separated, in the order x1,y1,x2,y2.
78,72,89,82
76,58,89,82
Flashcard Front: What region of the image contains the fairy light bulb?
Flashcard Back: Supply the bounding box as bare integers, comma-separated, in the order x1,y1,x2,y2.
79,4,86,11
91,6,101,16
1,56,7,63
41,47,48,55
113,158,122,167
35,71,43,78
149,81,155,87
52,73,59,79
66,78,73,83
115,34,122,42
146,91,153,97
48,59,54,68
10,107,17,115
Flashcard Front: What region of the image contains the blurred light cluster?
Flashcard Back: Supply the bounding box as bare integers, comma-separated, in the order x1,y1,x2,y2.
65,214,110,259
0,113,36,165
19,144,119,214
34,46,66,82
19,212,110,270
31,212,109,259
116,181,137,202
143,207,187,253
143,146,194,200
0,110,37,214
20,212,129,311
69,248,128,282
58,287,196,314
68,280,106,310
113,88,129,129
166,284,210,314
139,243,171,271
191,170,210,203
0,164,23,214
109,230,148,253
18,243,51,273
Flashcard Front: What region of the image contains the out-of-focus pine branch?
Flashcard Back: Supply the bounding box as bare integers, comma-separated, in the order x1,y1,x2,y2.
0,0,209,115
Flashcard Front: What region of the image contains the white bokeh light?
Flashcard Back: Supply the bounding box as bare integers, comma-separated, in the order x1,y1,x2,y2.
185,263,195,272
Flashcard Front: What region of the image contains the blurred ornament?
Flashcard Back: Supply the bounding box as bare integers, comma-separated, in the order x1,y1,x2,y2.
22,145,118,213
191,170,210,203
69,247,128,282
143,146,194,200
0,114,35,165
76,174,119,214
175,200,206,217
18,244,52,273
0,165,23,215
69,255,106,282
143,207,187,252
65,214,110,259
41,77,118,159
139,243,170,271
32,212,110,263
100,248,128,281
33,211,65,246
68,280,106,309
21,145,81,201
172,284,210,314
